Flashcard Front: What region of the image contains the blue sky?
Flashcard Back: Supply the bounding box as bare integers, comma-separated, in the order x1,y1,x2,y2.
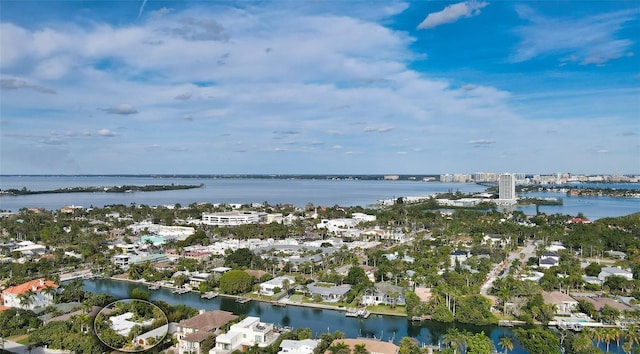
1,0,638,175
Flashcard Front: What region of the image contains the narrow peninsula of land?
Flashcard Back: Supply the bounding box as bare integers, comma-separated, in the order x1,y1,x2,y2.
0,184,204,196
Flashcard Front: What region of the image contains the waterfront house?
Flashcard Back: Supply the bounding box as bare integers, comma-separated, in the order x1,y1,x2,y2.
211,316,280,353
259,276,295,296
325,338,399,354
542,291,578,314
305,282,351,302
572,296,632,313
176,310,238,354
278,339,319,354
361,283,405,307
2,278,58,311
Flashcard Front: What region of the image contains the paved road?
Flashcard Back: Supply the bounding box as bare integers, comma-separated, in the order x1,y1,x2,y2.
480,240,537,297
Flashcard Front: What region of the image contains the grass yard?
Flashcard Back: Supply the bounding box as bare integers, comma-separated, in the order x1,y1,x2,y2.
366,305,407,316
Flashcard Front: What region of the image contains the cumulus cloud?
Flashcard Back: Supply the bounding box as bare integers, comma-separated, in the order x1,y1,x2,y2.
97,129,117,137
101,104,138,115
512,6,638,64
1,78,56,94
417,1,488,29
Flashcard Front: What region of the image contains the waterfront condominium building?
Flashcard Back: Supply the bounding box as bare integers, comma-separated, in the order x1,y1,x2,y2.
498,173,516,203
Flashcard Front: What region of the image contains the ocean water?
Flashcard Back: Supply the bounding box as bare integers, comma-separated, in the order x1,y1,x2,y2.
0,176,638,220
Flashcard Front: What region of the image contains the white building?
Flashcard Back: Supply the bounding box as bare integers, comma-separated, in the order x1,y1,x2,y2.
2,278,58,310
201,211,267,226
497,173,517,204
278,339,320,354
598,266,633,281
211,316,279,353
259,276,295,296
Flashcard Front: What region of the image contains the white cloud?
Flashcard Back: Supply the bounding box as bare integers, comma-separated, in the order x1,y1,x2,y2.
101,104,138,115
0,78,56,94
97,129,117,137
468,139,496,145
417,1,488,29
512,6,638,64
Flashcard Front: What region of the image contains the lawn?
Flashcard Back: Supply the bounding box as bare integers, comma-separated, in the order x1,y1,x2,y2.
7,334,31,345
366,305,407,316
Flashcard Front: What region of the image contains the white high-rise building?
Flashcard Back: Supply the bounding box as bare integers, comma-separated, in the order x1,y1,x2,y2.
498,173,516,203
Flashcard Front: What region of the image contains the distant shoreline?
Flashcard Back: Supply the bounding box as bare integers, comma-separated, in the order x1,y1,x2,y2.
0,184,204,196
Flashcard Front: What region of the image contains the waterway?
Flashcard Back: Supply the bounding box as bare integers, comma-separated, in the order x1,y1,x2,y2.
1,176,638,220
81,279,629,353
83,278,528,352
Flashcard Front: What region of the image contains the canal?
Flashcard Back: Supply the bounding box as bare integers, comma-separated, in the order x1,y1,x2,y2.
84,279,532,352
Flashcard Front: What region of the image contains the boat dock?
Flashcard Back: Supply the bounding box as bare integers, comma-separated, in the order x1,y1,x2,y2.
345,308,370,318
235,297,251,304
172,288,190,294
201,292,219,299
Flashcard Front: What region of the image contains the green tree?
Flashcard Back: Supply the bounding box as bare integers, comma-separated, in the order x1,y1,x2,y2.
398,337,420,354
327,341,350,354
466,332,494,354
514,328,560,354
354,343,370,354
219,270,253,295
584,262,602,277
499,336,513,354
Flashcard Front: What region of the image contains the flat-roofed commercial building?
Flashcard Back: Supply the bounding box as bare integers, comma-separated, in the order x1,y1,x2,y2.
201,211,267,226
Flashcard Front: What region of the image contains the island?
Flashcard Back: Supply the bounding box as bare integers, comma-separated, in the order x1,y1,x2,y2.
0,184,204,196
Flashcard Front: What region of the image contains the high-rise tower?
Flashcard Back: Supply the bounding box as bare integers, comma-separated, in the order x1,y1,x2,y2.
498,173,516,201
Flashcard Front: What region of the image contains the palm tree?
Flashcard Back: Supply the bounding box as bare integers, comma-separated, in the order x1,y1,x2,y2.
443,328,467,354
18,289,36,309
41,284,57,303
603,328,615,353
624,324,639,348
353,343,369,354
499,336,513,354
327,341,351,354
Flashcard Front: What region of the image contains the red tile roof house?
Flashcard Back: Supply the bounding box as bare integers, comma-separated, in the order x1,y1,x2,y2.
2,278,58,311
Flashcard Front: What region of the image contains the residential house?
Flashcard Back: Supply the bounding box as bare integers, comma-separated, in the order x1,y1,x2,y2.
598,266,633,281
538,252,560,269
176,310,238,354
133,324,169,347
361,283,405,307
259,276,296,296
211,316,280,353
572,296,632,313
2,278,58,310
278,339,320,354
542,291,578,314
305,283,351,302
450,250,469,267
325,338,399,354
483,234,511,248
